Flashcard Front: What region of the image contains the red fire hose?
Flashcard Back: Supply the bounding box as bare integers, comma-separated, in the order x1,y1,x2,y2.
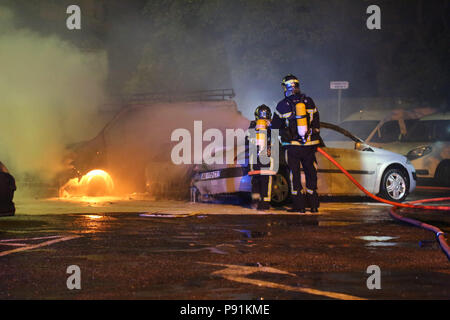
317,147,450,261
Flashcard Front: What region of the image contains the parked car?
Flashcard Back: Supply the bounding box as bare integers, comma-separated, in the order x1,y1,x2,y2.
403,112,450,185
339,108,435,144
0,161,16,216
191,122,417,204
352,111,450,185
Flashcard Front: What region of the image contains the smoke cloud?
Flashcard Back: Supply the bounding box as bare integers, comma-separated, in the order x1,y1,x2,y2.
0,7,107,189
69,100,250,197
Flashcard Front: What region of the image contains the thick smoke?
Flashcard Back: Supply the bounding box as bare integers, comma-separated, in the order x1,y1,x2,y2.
0,7,107,193
69,100,250,197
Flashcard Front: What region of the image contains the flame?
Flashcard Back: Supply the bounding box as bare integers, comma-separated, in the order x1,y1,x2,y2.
59,169,115,199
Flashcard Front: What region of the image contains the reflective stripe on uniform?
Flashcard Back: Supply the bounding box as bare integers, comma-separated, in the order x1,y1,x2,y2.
263,175,273,202
248,170,277,176
275,110,292,119
283,140,320,146
289,170,296,195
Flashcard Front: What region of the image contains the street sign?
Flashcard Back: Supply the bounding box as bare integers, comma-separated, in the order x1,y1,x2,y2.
330,81,349,90
330,81,349,124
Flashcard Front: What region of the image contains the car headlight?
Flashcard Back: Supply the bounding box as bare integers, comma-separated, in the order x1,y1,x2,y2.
406,146,432,160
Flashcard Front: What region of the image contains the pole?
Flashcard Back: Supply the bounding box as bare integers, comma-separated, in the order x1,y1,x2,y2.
337,89,342,124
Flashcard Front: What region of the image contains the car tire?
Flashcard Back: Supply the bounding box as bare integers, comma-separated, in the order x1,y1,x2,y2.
270,170,291,206
434,161,450,187
379,168,409,202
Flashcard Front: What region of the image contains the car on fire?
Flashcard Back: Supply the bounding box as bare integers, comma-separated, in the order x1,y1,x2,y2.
191,122,417,204
0,161,16,216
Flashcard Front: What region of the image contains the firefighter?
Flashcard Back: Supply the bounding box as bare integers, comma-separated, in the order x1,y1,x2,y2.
0,161,16,216
248,104,275,211
271,74,321,213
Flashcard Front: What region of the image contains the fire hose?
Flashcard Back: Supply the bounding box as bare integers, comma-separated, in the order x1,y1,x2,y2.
317,147,450,261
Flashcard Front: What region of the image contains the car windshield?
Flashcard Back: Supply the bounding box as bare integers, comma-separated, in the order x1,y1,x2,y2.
339,120,379,140
401,120,450,142
370,120,418,143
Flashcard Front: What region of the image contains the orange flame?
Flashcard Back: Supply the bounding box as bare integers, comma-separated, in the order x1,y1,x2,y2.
59,169,115,198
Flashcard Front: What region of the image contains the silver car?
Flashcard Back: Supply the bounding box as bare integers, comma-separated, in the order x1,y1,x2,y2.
191,123,417,204
404,112,450,185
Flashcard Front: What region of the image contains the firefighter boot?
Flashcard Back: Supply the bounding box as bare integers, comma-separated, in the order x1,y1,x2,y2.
257,201,270,211
287,189,306,213
306,189,319,213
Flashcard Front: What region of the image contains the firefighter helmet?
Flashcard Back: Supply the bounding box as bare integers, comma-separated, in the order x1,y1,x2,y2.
281,74,300,96
254,104,272,120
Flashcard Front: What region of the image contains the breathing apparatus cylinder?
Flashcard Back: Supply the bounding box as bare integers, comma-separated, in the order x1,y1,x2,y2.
295,102,308,144
255,119,269,150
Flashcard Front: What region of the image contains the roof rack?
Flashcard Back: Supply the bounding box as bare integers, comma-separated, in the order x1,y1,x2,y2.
124,89,235,103
100,89,236,112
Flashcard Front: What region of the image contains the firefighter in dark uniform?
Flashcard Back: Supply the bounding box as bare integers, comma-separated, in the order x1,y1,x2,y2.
248,105,276,211
0,161,16,216
271,74,321,213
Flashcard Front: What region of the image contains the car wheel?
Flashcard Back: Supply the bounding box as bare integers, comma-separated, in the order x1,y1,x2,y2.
379,168,409,202
271,171,290,206
435,161,450,186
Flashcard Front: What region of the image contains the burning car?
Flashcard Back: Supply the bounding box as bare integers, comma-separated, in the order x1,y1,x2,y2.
0,161,16,216
191,122,417,204
60,97,249,199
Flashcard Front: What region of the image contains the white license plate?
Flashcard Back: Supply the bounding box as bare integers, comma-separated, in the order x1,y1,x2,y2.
201,171,220,180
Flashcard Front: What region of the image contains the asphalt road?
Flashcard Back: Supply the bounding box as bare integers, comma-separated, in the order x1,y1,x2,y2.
0,188,449,300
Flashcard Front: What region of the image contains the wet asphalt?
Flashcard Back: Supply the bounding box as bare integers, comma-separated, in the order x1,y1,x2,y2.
0,188,449,300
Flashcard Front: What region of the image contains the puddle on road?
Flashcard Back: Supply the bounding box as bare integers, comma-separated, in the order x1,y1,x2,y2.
268,219,319,228
140,213,193,218
73,214,117,234
149,246,228,255
365,242,399,247
319,221,360,227
356,235,419,248
357,235,399,247
233,229,269,239
357,236,398,242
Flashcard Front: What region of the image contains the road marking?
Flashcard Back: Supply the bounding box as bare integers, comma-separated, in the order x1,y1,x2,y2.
201,262,366,300
0,235,80,257
0,243,28,247
0,235,63,242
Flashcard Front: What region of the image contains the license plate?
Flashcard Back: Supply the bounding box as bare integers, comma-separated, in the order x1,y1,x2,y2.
201,171,220,180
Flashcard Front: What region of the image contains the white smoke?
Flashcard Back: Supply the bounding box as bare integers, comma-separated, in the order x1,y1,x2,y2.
0,7,107,187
